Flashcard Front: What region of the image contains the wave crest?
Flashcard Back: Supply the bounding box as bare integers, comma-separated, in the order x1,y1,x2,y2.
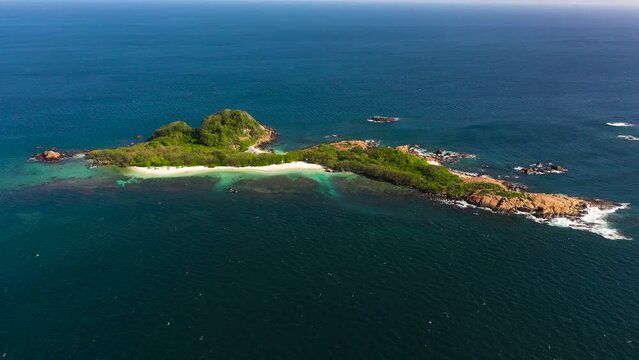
607,122,634,127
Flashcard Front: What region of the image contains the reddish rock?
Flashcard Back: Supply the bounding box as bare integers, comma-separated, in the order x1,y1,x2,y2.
43,150,62,161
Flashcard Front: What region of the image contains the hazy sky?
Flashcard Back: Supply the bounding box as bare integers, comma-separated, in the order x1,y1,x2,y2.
4,0,639,6
278,0,639,4
269,0,639,7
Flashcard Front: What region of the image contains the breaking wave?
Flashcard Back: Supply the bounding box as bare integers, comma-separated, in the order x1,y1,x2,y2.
607,122,634,127
618,135,639,141
441,200,630,240
531,203,631,240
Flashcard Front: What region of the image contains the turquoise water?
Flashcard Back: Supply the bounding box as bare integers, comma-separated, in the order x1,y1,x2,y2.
1,3,639,358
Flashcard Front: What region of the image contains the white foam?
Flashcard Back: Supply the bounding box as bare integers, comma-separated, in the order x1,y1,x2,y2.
618,135,639,141
440,199,630,241
531,203,631,240
607,122,634,127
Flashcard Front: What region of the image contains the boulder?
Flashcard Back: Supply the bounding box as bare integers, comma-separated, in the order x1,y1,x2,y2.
519,162,567,175
43,150,62,161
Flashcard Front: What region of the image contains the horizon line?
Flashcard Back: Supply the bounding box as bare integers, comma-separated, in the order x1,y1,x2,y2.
2,0,639,8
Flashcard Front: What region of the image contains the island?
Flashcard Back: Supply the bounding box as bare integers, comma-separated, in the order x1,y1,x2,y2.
81,109,618,221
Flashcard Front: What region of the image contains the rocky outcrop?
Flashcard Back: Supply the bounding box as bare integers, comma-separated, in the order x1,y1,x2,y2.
32,148,89,163
455,166,589,218
466,192,588,218
431,149,477,163
396,145,476,165
33,149,66,162
396,145,441,165
44,150,62,161
517,163,567,175
254,125,278,149
325,140,379,151
397,144,595,218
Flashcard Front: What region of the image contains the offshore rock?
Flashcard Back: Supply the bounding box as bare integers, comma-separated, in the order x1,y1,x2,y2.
517,163,567,175
33,149,64,162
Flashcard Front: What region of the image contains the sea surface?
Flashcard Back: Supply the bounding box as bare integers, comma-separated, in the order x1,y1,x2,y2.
1,2,639,359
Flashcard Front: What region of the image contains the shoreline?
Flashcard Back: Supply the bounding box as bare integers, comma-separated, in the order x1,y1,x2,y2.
124,161,326,178
442,199,630,241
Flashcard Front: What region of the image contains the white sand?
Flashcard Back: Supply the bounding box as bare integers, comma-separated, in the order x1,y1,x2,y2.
126,161,325,178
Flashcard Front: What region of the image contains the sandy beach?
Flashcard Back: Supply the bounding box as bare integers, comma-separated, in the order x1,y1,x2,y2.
125,161,326,178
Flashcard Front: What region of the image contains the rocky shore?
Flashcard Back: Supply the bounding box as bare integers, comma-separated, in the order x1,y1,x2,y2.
396,145,476,165
394,144,614,219
32,149,84,162
319,140,379,151
254,125,278,149
454,167,617,219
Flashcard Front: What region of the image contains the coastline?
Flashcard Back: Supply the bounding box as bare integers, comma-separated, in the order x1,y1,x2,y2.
442,199,630,240
124,161,326,178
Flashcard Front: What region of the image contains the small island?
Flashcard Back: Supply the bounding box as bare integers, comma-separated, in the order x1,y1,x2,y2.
80,109,618,221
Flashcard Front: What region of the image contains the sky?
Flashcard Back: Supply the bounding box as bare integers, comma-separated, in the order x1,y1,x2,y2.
2,0,639,6
265,0,639,4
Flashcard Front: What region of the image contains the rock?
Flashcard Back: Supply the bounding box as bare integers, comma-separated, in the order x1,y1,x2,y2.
466,192,587,218
506,182,528,192
253,125,278,149
396,145,476,164
43,150,62,161
518,162,568,175
32,148,83,162
135,135,144,140
322,140,379,151
33,149,65,162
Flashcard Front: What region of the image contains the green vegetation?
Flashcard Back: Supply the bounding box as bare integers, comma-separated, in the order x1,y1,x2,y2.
87,109,523,200
289,144,521,199
88,109,279,167
199,110,266,150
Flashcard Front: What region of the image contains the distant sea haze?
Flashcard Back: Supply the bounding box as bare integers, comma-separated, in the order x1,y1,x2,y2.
0,2,638,359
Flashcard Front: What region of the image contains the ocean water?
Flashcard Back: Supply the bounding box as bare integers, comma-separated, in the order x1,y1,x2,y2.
1,2,639,358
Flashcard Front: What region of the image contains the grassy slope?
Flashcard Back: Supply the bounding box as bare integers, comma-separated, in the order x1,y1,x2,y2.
87,110,520,200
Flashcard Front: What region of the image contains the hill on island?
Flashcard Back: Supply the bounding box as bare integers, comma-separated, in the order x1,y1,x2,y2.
89,109,280,167
145,109,274,150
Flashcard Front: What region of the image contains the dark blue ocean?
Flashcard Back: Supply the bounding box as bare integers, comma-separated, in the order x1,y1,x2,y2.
1,2,639,358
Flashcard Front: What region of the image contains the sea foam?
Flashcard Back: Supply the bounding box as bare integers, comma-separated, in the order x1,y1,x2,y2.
441,200,630,240
607,122,634,127
531,203,631,241
618,135,639,141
